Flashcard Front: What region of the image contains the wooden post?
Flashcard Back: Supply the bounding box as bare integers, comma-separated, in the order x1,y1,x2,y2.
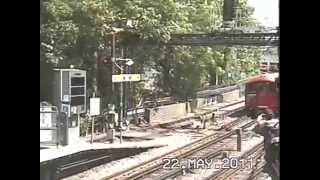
91,116,94,144
236,128,242,152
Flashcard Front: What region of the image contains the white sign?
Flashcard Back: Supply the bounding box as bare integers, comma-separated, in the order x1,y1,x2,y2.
112,74,141,82
90,98,100,116
63,95,70,102
71,106,77,114
40,107,52,128
61,104,70,117
40,130,52,142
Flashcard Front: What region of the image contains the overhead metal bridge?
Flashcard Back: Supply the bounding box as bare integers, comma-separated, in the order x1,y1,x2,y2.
168,32,279,47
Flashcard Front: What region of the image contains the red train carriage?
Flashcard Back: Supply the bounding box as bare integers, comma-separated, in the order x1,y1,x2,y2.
244,73,279,118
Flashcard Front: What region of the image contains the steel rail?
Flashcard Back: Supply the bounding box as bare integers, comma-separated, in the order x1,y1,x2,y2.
102,118,254,180
155,150,223,180
205,142,264,180
246,162,267,180
102,131,237,180
148,120,257,180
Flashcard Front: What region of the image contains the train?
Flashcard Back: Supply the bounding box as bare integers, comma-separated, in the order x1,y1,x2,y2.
243,73,279,119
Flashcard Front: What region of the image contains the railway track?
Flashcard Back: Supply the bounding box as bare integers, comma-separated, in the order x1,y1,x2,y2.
204,142,265,180
101,118,256,180
40,148,151,180
246,162,267,180
43,100,248,180
140,119,257,180
141,135,235,180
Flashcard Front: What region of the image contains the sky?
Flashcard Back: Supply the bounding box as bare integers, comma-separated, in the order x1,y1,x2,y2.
247,0,279,27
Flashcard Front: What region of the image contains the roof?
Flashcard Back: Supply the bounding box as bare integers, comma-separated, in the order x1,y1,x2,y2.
241,73,279,84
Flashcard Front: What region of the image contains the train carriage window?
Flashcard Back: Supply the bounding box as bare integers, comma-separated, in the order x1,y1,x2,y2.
246,82,264,94
259,82,277,94
246,84,253,93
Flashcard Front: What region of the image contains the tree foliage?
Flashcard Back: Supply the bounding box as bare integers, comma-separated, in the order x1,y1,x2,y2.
40,0,263,105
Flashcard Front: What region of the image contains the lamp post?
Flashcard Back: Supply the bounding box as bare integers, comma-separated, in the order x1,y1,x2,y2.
113,58,134,143
112,32,116,104
111,27,124,106
110,19,135,143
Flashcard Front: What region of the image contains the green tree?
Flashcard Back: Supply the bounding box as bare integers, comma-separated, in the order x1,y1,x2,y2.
40,0,263,107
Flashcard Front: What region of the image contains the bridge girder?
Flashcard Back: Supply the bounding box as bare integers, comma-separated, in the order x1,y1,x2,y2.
168,33,279,47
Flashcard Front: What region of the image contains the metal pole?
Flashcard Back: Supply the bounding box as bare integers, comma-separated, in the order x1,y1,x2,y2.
112,33,116,104
119,62,123,144
90,116,94,144
56,110,60,148
125,65,129,119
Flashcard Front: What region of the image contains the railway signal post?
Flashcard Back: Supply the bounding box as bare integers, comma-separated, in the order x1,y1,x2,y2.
112,58,140,143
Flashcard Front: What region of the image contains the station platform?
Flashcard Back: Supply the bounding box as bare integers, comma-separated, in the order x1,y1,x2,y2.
40,97,245,164
40,135,167,164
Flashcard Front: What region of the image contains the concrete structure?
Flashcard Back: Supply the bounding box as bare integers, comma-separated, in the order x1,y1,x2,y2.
193,88,240,109
192,96,218,109
222,89,240,102
148,103,190,125
147,89,240,125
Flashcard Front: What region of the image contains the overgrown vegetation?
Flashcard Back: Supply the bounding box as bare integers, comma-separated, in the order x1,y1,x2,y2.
40,0,262,107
